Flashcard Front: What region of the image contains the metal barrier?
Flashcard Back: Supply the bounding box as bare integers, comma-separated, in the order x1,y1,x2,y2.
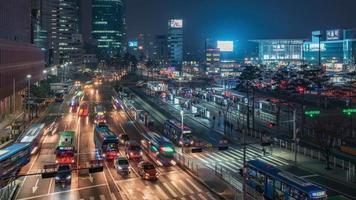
0,179,17,200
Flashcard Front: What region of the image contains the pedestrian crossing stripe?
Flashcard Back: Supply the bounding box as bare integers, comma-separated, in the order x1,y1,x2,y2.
178,179,194,194
185,178,202,192
154,184,170,200
171,180,186,196
162,182,178,197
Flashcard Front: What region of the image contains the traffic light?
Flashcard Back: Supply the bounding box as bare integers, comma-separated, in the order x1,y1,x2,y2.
304,110,320,117
343,108,356,116
268,123,276,128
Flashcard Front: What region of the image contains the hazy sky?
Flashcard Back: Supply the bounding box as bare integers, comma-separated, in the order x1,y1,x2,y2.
126,0,356,51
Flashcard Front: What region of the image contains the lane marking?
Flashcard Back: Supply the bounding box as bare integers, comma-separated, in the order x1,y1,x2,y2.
162,182,178,197
154,184,170,200
198,193,208,200
185,178,202,192
170,180,186,196
17,183,108,200
299,174,319,178
178,179,194,194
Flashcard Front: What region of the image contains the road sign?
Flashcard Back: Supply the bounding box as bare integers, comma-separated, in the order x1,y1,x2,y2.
342,108,356,116
304,110,320,117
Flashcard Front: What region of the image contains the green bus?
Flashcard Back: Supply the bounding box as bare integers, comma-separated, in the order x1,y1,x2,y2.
56,131,76,164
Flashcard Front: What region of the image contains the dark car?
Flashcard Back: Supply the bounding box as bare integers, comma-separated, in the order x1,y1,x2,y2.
55,165,71,184
138,161,158,180
119,134,130,145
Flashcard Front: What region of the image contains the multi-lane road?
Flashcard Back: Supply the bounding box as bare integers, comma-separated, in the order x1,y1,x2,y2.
15,84,218,200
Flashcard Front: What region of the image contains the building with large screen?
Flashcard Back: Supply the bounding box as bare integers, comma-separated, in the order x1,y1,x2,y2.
168,19,183,71
92,0,126,59
304,29,356,71
251,39,304,67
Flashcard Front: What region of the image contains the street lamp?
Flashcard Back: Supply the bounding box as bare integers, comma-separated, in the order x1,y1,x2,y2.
26,74,32,121
281,105,298,162
180,110,184,153
43,70,48,79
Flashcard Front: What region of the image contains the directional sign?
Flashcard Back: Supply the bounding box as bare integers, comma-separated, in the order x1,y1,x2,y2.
304,110,320,117
343,108,356,116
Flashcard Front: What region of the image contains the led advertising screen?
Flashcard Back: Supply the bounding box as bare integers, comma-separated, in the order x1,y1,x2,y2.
217,41,234,52
128,40,138,47
326,29,341,40
169,19,183,28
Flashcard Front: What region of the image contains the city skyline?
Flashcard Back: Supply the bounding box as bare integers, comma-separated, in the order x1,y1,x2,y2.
126,0,356,51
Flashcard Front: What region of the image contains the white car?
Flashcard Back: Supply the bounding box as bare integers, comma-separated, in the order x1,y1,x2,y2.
115,157,130,175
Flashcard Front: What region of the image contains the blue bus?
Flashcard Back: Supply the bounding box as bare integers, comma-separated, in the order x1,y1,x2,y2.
141,131,175,166
164,119,194,146
20,123,45,154
0,143,31,186
246,160,327,200
94,124,119,160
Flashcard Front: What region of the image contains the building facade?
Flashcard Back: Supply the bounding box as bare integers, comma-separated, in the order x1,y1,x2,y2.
168,19,183,71
252,39,304,67
92,0,126,59
304,29,356,71
0,1,45,120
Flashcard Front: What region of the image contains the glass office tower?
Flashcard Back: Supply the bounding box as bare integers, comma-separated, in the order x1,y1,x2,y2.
92,0,126,58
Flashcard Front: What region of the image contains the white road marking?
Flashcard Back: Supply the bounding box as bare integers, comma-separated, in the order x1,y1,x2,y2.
17,183,108,200
185,178,202,192
99,194,106,200
178,179,194,194
162,182,178,197
154,184,170,200
170,181,186,196
198,193,209,200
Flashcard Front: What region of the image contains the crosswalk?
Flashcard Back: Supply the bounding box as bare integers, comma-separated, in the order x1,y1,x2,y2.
117,176,217,200
190,147,290,174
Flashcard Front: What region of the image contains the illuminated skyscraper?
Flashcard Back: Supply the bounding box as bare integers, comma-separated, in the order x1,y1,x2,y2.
92,0,126,59
168,19,183,71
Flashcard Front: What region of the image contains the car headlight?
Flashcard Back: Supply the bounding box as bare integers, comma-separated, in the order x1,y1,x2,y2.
118,166,122,170
55,177,60,180
66,175,71,180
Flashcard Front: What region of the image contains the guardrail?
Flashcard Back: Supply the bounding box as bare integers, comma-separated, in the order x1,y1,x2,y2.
0,179,17,200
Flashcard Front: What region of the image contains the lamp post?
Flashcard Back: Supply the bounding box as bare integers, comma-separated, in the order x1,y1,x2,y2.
43,70,48,79
180,110,184,153
26,74,32,121
281,105,298,162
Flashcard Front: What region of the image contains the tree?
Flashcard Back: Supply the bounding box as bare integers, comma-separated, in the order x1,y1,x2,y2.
312,113,347,169
236,65,262,132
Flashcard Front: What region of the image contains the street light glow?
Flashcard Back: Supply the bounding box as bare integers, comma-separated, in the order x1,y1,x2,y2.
26,74,32,79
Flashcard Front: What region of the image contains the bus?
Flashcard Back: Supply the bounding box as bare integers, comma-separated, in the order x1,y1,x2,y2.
246,160,327,200
141,131,175,166
78,103,89,117
94,124,119,160
70,96,80,113
112,96,123,110
0,143,31,187
19,123,45,154
164,119,194,146
56,131,76,164
94,104,105,115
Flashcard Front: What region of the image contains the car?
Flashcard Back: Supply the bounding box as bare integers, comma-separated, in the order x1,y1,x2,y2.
119,134,130,145
125,140,143,161
114,157,130,175
55,165,71,184
137,161,158,180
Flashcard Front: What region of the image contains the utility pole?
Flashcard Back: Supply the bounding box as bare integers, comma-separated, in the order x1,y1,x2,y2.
292,109,298,162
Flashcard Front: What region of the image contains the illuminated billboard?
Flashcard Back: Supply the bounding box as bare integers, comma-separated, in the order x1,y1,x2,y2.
128,40,138,47
169,19,183,28
217,41,234,52
326,29,341,40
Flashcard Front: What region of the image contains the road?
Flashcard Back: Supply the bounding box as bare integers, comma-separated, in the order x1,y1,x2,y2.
125,84,356,199
14,83,218,200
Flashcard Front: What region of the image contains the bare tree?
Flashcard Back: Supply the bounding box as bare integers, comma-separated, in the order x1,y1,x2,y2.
312,113,347,169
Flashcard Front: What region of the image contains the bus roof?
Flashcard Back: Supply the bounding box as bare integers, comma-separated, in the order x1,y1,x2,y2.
95,125,117,140
20,123,45,143
58,131,75,147
165,119,191,132
0,143,30,162
247,160,326,196
144,131,173,147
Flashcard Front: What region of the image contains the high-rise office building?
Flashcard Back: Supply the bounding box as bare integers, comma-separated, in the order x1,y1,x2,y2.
58,0,82,66
168,19,183,71
92,0,126,59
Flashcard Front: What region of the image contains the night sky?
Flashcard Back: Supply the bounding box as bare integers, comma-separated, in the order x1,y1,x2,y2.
126,0,356,51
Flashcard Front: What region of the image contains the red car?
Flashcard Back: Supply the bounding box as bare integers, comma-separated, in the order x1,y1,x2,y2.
138,161,158,180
